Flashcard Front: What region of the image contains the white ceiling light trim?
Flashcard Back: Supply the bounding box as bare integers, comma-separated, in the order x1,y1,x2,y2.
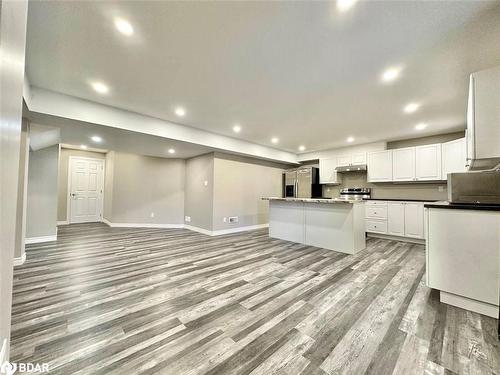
91,135,102,142
80,144,88,149
232,124,241,133
381,66,402,83
403,102,420,113
347,136,355,143
336,0,358,12
114,18,134,36
168,148,176,154
91,81,109,94
271,137,279,144
415,122,428,130
298,145,306,151
175,107,186,117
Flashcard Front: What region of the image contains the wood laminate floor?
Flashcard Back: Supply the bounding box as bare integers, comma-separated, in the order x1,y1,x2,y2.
11,223,499,375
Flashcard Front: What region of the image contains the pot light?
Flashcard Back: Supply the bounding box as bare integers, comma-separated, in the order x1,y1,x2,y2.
114,18,134,36
168,148,176,154
347,136,355,143
381,66,402,83
298,145,306,152
91,136,102,143
80,145,88,150
337,0,358,12
404,103,420,114
175,107,186,117
91,82,109,94
271,137,279,144
232,124,241,133
415,122,428,131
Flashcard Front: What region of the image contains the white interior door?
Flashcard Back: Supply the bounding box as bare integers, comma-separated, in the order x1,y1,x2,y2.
69,157,104,223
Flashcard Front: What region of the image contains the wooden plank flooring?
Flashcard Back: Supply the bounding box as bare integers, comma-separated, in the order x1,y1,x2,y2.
10,223,499,374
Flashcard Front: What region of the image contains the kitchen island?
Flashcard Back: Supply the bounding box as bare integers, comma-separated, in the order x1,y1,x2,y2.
263,197,366,254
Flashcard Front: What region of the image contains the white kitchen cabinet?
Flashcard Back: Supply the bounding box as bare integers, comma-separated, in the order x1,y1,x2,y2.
442,138,466,180
404,202,424,238
351,152,367,165
387,202,405,236
336,155,351,167
392,147,416,182
415,144,442,181
319,158,342,184
367,150,393,182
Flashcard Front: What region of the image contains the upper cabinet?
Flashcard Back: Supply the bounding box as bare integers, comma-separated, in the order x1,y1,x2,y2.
442,138,466,180
466,66,500,169
319,158,342,185
336,152,367,167
392,147,416,182
415,144,442,181
367,150,393,182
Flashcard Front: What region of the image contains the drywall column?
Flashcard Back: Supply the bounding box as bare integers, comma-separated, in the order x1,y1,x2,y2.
0,0,28,362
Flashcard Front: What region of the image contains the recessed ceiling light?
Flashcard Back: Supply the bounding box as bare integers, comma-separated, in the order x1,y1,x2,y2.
347,136,355,143
271,137,279,144
232,124,241,133
298,145,306,152
415,122,428,130
114,18,134,36
91,136,102,143
80,145,88,150
381,66,402,83
175,107,186,117
91,82,109,94
404,102,420,114
168,148,176,154
337,0,358,12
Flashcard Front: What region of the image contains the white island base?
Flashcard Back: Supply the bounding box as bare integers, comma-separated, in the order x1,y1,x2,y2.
266,198,366,254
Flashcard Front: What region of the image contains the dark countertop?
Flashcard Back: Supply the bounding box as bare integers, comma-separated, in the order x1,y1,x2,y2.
364,198,439,202
424,201,500,211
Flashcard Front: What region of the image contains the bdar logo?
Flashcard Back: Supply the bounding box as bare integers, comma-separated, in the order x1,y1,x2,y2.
0,362,17,375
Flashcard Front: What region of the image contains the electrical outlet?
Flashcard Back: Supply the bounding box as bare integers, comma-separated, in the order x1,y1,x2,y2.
185,216,191,223
223,217,227,223
228,216,238,223
150,212,155,218
204,180,208,186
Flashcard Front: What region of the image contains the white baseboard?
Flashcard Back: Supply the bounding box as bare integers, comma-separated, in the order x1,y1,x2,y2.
367,233,425,244
440,291,498,318
0,338,7,366
103,218,184,229
13,253,26,266
186,223,269,236
184,225,213,236
57,220,69,225
25,235,57,244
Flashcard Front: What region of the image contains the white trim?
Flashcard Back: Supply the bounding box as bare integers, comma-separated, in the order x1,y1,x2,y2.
57,220,69,226
13,253,26,266
440,291,499,319
103,219,183,229
212,224,269,236
184,225,213,236
0,338,7,367
366,232,425,244
68,156,105,224
25,235,57,244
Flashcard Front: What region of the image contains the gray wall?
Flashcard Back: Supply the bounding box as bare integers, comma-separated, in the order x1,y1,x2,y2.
212,153,286,231
26,145,59,238
322,132,465,201
104,151,115,221
0,0,28,361
107,152,185,225
57,148,106,222
184,153,214,230
14,119,29,259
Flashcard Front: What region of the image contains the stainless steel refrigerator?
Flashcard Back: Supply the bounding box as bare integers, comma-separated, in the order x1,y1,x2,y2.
283,166,322,198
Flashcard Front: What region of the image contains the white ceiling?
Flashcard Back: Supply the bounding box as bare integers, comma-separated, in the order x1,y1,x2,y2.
26,1,500,153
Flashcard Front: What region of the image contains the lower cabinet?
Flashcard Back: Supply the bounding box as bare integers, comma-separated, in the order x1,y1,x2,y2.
365,200,424,239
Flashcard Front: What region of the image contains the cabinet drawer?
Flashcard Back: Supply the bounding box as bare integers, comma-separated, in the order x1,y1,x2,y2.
366,206,387,219
365,200,388,206
365,220,388,234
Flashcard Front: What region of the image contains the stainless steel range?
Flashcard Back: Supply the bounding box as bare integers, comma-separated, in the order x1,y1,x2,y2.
339,187,371,200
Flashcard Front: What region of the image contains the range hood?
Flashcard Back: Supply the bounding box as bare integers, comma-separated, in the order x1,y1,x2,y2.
335,164,367,173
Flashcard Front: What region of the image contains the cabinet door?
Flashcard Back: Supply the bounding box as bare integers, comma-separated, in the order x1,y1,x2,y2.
442,138,466,180
392,147,416,182
367,150,393,182
387,202,405,236
336,155,351,167
404,202,424,238
319,158,341,184
351,152,366,165
415,144,442,181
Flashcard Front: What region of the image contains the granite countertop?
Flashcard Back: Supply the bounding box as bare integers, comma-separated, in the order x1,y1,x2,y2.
424,201,500,211
364,198,439,202
262,197,365,204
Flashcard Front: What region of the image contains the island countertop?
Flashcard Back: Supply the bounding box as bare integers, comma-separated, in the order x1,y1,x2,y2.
262,197,365,204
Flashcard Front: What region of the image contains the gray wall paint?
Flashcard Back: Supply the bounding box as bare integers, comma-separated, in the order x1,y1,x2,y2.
184,153,214,230
104,151,114,221
57,148,106,222
26,145,59,238
212,153,286,231
14,120,29,259
0,0,28,360
108,152,185,224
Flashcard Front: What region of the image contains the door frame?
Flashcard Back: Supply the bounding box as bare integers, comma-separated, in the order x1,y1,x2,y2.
67,156,106,224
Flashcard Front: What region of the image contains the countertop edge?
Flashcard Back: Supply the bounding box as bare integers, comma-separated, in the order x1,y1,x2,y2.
262,197,364,204
424,202,500,211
